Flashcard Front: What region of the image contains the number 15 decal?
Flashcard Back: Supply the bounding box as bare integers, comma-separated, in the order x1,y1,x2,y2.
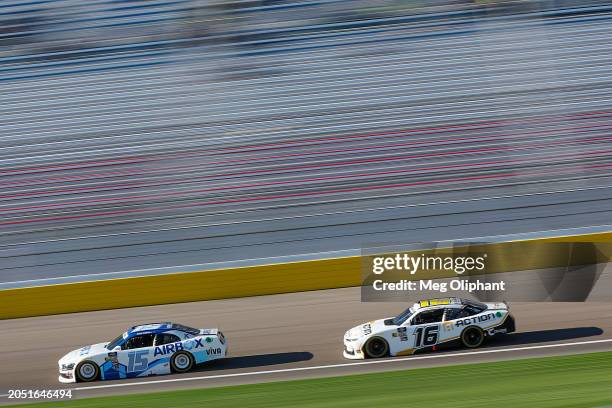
414,326,439,347
127,350,149,372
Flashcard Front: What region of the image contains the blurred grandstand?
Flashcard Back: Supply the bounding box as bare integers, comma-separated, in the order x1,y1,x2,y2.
1,0,612,282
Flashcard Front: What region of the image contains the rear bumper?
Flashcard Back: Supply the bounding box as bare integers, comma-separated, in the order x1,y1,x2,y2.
489,314,516,335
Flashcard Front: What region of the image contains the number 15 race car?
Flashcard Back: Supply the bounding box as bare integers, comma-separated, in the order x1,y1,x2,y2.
343,297,515,359
58,322,227,383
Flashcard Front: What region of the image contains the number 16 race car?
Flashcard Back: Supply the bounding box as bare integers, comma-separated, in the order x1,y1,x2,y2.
343,297,515,359
58,322,227,383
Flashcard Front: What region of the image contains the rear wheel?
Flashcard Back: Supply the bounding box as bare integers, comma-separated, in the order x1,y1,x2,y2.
364,337,389,358
76,361,99,382
171,351,194,373
461,326,485,348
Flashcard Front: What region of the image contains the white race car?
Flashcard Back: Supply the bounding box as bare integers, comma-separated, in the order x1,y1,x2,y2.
343,297,515,359
58,322,227,383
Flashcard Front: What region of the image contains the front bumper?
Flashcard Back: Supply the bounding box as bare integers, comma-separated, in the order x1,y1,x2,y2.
343,340,365,360
58,370,76,383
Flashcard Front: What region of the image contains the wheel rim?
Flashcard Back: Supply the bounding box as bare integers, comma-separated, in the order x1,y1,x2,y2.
368,339,386,357
175,354,191,369
79,363,96,379
464,329,482,346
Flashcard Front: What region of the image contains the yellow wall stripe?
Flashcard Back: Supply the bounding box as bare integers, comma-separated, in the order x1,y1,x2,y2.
1,231,610,319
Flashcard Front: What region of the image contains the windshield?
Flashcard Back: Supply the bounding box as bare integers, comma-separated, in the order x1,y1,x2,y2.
106,333,126,350
391,307,414,326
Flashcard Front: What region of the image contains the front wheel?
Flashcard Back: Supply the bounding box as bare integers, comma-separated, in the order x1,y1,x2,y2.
461,326,485,348
75,361,99,382
171,351,194,373
364,337,389,358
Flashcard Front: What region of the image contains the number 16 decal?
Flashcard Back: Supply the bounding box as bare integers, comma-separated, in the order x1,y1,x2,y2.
414,326,439,347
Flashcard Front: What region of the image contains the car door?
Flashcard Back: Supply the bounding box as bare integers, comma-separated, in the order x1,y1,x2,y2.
441,305,487,340
440,306,471,341
150,332,182,374
120,333,155,378
407,308,445,349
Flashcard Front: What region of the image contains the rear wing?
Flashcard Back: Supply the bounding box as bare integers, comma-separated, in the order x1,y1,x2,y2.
484,301,509,310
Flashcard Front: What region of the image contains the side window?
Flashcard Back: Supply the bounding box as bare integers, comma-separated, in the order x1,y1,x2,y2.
411,309,444,325
154,333,181,346
444,308,464,321
445,306,481,321
122,334,154,350
464,305,483,316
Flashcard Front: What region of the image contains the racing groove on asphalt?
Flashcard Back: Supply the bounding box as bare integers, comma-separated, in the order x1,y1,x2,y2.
2,287,611,400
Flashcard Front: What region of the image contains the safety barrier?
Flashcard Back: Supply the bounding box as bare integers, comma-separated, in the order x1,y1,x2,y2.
1,231,610,319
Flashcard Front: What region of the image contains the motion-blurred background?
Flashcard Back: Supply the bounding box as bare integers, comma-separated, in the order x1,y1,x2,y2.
1,0,611,286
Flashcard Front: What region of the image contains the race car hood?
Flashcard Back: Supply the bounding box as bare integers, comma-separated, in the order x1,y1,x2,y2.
59,342,108,365
346,318,392,340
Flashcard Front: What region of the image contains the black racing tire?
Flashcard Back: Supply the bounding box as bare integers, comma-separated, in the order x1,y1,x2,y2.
75,361,100,382
170,351,195,373
364,337,389,359
461,326,485,348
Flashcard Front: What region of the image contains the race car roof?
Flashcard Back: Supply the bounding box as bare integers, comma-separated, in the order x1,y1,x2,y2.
414,297,486,310
127,322,202,337
128,322,173,334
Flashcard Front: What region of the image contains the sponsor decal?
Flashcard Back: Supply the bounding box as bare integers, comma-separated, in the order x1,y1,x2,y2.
442,321,454,331
397,327,408,341
455,312,496,327
205,337,213,343
154,338,205,356
79,345,91,356
496,311,503,318
105,352,120,370
183,339,196,350
495,328,508,334
362,323,372,336
206,347,222,356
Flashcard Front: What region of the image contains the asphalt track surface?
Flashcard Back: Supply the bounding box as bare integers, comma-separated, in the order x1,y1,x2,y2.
1,287,612,403
2,8,612,285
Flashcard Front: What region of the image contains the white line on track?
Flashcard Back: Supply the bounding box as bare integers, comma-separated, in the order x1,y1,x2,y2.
70,338,612,392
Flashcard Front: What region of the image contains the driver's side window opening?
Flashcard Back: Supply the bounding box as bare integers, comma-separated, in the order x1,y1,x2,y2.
412,308,444,325
123,334,155,350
